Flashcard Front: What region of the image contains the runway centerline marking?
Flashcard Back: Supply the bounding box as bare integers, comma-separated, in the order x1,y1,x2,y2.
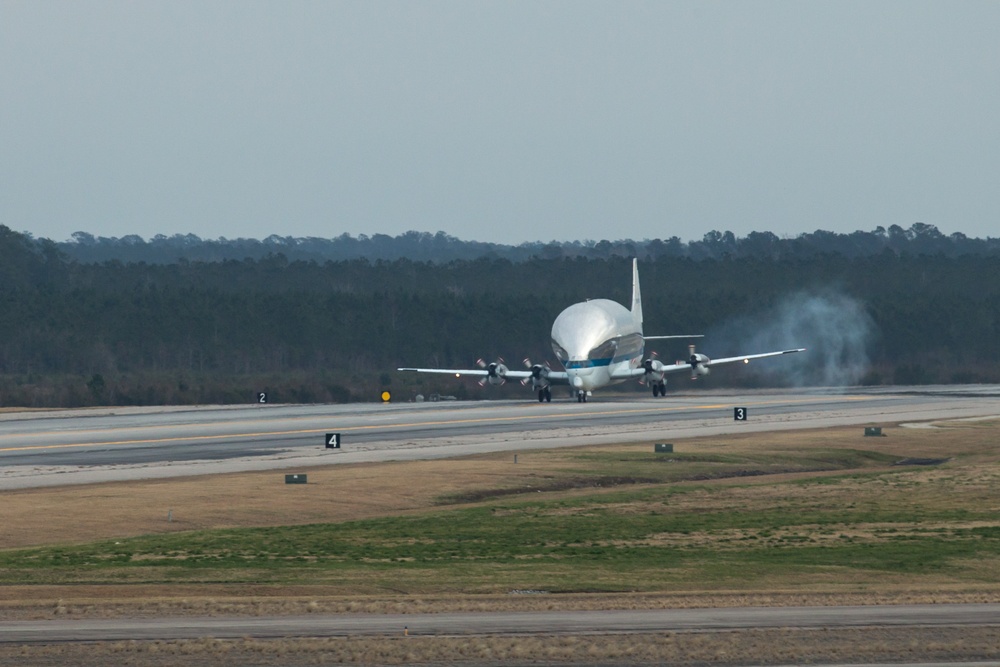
0,395,880,454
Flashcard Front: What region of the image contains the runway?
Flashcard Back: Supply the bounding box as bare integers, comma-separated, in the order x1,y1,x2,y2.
2,604,999,643
2,385,999,490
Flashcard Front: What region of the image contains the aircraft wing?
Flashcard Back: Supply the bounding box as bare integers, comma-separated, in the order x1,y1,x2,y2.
610,365,700,380
703,348,806,368
397,367,570,384
659,347,807,374
611,348,806,380
397,367,528,378
611,367,653,380
643,335,704,340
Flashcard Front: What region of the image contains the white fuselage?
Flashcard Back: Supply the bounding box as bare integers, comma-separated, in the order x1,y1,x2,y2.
550,299,644,393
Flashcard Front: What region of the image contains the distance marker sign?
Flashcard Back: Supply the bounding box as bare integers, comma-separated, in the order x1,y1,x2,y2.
734,407,748,421
325,433,341,449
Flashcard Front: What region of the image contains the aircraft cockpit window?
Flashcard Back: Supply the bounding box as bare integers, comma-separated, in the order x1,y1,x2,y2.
551,341,569,362
587,339,618,361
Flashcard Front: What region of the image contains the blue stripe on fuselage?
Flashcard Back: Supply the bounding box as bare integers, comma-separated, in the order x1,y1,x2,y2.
563,358,612,369
563,355,637,369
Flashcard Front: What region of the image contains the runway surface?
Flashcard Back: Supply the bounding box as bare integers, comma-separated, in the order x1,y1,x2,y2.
2,385,999,490
3,604,1000,643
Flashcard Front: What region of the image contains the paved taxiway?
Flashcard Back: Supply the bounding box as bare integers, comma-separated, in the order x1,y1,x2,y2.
2,385,999,490
3,604,999,643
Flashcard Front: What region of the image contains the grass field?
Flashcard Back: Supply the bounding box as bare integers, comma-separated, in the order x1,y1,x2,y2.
4,419,1000,664
3,419,1000,607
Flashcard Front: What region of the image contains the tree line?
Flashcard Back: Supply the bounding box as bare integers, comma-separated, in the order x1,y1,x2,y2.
55,223,1000,264
2,224,999,407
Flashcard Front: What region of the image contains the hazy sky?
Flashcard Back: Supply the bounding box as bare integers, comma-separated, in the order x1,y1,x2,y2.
2,1,998,244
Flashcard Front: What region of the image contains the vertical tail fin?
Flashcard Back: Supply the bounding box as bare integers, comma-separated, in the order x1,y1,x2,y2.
631,258,643,332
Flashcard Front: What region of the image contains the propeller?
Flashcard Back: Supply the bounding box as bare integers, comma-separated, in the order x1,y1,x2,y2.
520,357,551,388
476,357,508,386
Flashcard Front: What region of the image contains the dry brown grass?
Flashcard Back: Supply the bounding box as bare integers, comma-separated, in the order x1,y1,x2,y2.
3,419,1000,625
6,421,996,551
1,456,555,549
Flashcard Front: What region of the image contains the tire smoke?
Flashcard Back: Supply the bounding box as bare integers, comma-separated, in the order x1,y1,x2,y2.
707,292,876,388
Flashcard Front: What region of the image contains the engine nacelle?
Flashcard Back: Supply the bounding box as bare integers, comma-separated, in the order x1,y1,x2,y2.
487,362,508,385
643,358,665,382
529,364,550,390
689,353,711,378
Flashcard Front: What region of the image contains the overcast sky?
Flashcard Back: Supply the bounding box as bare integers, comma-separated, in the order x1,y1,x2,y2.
2,1,998,244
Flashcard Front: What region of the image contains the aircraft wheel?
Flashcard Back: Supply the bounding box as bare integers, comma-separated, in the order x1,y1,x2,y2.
658,381,667,397
538,390,545,403
544,388,551,402
652,383,660,397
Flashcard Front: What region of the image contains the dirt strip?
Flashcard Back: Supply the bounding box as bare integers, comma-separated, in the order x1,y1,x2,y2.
3,627,999,667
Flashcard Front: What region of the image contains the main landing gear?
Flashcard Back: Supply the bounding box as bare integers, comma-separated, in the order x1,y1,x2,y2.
576,390,588,403
537,387,552,403
651,381,667,398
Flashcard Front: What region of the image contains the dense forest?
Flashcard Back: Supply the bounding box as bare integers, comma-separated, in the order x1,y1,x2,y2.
2,223,999,407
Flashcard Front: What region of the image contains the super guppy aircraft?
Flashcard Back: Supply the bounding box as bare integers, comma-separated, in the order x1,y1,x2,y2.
398,259,805,403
